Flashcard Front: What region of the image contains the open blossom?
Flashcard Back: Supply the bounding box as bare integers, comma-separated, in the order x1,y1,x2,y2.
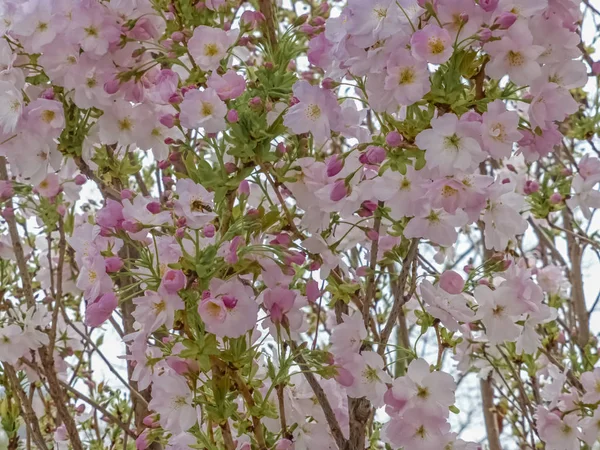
410,24,453,64
330,313,367,355
149,374,197,434
76,255,113,301
85,292,118,327
566,174,600,219
132,288,184,335
207,70,246,100
482,183,528,251
420,280,474,331
384,49,430,106
197,277,258,339
481,100,520,159
0,80,23,133
404,207,468,247
341,351,391,407
535,407,580,450
528,82,578,129
174,179,217,228
474,284,521,344
179,88,227,133
188,25,237,71
485,20,544,85
283,80,342,144
416,113,485,176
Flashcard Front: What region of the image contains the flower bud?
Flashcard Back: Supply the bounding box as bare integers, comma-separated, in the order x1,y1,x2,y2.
238,180,250,196
326,155,344,177
365,146,386,164
306,279,320,303
439,270,465,295
122,220,143,233
203,223,216,238
162,269,186,293
593,61,600,75
175,227,185,238
159,114,176,128
74,174,87,185
105,256,124,273
386,130,404,147
550,193,563,204
479,0,499,12
330,180,347,201
1,207,14,219
146,201,161,214
104,79,120,95
523,180,540,195
335,366,354,387
227,109,239,123
495,12,517,29
479,28,492,42
171,31,184,42
121,189,134,200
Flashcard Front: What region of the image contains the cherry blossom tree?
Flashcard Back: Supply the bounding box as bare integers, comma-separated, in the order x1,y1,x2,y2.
0,0,599,449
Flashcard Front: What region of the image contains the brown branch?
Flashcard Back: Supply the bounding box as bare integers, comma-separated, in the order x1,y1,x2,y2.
229,369,267,450
258,0,278,51
563,209,590,347
59,380,136,439
480,374,502,450
219,420,236,450
5,366,49,450
377,239,419,355
291,343,348,449
362,202,383,330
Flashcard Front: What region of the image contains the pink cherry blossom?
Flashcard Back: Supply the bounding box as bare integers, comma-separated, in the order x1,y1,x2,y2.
179,88,227,133
410,24,453,64
188,25,237,72
85,292,118,327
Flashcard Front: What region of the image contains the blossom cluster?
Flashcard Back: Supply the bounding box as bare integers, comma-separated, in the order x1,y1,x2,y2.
0,0,598,449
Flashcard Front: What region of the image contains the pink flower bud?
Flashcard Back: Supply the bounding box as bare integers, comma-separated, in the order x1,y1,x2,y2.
330,180,347,201
363,200,378,212
41,88,55,100
122,220,143,233
85,293,118,327
463,264,473,273
75,404,86,414
495,12,517,29
366,229,379,241
365,146,386,164
524,180,540,195
275,439,294,450
121,189,134,200
227,109,239,123
439,270,465,294
135,430,150,450
158,159,170,170
356,266,368,276
386,131,404,147
276,142,288,154
74,174,87,185
479,28,492,42
306,279,320,303
479,0,499,12
146,201,161,214
57,204,67,216
0,180,13,199
171,31,184,42
203,223,216,238
142,415,158,428
175,227,185,238
105,256,124,273
168,93,183,104
593,62,600,75
335,366,354,387
1,207,14,219
322,77,336,89
249,96,262,108
326,155,344,177
459,13,469,23
225,162,238,174
162,269,186,293
104,79,120,95
238,180,250,196
550,193,563,204
159,114,176,128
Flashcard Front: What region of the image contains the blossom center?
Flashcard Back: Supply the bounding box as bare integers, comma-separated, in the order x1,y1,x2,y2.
306,104,321,121
416,385,430,399
153,300,167,314
442,185,458,197
201,102,214,117
204,43,219,57
398,68,416,85
490,123,506,141
190,199,211,212
428,37,445,55
363,366,380,382
400,179,411,190
426,210,441,223
86,77,97,88
507,50,524,67
118,117,133,132
373,7,387,19
37,22,49,32
444,134,462,150
41,110,56,123
84,26,99,37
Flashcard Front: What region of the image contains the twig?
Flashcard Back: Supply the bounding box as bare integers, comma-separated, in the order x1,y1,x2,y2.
5,366,49,450
378,239,419,355
480,374,502,450
290,343,348,449
59,381,137,439
363,202,383,330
